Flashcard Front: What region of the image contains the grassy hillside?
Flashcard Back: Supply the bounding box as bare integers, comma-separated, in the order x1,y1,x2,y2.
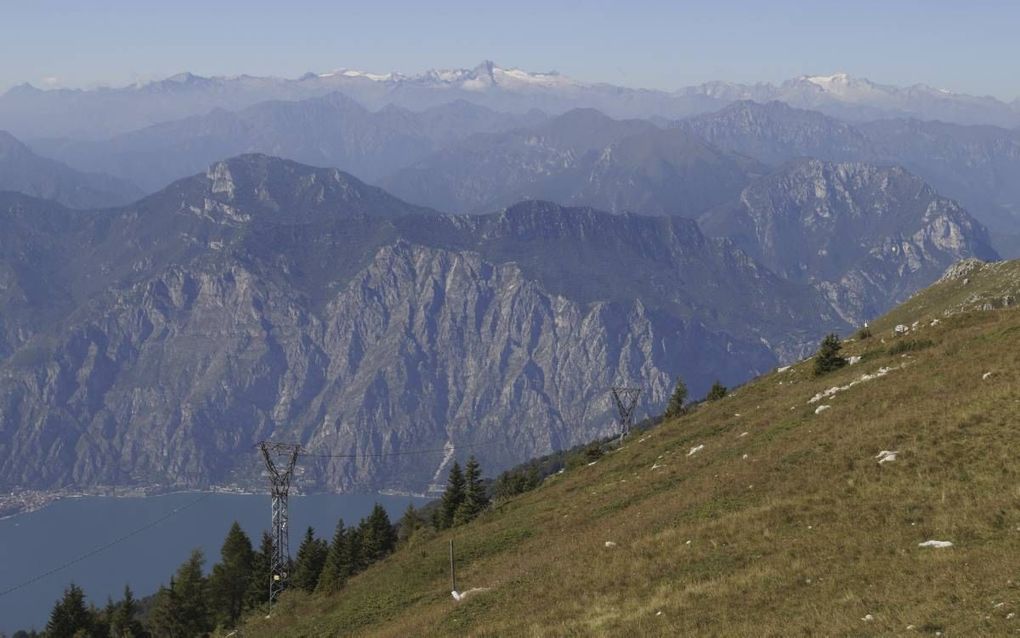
242,260,1020,637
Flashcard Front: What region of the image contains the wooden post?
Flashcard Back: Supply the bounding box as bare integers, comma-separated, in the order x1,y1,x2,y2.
449,539,457,592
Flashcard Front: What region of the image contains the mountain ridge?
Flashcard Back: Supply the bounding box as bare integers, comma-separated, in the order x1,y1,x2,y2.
0,130,142,208
5,62,1018,140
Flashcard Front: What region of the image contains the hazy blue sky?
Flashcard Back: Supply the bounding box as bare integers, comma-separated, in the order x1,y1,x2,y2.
2,0,1017,99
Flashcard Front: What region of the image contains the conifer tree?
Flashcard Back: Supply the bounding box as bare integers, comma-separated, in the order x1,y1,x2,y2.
172,549,212,636
110,585,144,638
360,504,397,563
664,376,688,419
706,380,728,401
455,456,488,525
97,597,116,637
439,462,465,529
291,527,328,592
147,582,185,638
45,583,92,638
397,503,424,545
344,526,364,576
209,521,255,627
316,519,349,594
467,457,489,511
245,532,274,611
814,333,848,376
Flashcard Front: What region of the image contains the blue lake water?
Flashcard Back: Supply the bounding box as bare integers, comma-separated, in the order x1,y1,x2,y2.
0,492,426,633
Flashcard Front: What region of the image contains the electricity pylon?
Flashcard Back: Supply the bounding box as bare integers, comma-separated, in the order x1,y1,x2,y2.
610,386,642,441
257,441,301,608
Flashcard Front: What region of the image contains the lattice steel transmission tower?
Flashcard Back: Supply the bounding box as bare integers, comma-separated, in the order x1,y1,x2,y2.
257,441,301,608
610,386,642,441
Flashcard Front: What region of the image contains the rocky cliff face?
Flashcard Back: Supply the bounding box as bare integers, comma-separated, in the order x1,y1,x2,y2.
675,100,1020,254
0,156,847,495
700,160,999,324
0,155,993,495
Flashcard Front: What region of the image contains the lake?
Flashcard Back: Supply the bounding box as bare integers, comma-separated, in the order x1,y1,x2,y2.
0,492,426,633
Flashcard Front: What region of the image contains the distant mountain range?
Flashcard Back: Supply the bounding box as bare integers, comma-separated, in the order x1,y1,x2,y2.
32,94,546,191
19,82,1019,258
677,100,1020,255
3,61,1018,140
380,108,765,217
0,154,992,495
0,131,141,208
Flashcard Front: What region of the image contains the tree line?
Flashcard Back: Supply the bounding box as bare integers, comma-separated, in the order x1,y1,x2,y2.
24,502,402,637
23,456,491,638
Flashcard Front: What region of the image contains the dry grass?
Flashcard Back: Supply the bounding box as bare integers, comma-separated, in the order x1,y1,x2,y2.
239,265,1020,637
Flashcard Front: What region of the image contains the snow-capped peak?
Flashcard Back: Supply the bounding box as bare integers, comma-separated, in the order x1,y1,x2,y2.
316,69,401,82
803,73,853,89
310,61,580,91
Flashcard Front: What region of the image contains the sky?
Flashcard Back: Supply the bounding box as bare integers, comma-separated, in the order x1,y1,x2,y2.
1,0,1018,100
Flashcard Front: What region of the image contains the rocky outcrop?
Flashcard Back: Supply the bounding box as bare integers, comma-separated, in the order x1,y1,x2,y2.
700,160,999,324
0,239,779,494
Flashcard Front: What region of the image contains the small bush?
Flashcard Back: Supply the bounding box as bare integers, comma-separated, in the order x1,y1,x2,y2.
814,333,848,376
887,339,934,355
855,325,873,340
583,443,604,463
565,442,608,470
492,466,541,501
705,381,728,401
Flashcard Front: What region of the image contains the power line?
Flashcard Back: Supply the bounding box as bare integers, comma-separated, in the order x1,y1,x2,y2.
0,492,212,598
299,441,499,459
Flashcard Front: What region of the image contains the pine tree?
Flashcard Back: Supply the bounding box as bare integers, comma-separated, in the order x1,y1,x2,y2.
360,504,397,563
172,549,212,636
455,457,488,525
291,527,328,592
316,520,349,594
344,526,365,576
208,521,255,627
110,585,144,637
245,532,274,611
45,583,92,638
96,597,116,638
397,503,424,545
706,380,728,401
438,462,465,529
147,581,184,638
664,376,688,419
814,333,848,376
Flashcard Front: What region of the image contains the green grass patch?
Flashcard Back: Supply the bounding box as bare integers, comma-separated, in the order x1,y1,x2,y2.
887,338,935,355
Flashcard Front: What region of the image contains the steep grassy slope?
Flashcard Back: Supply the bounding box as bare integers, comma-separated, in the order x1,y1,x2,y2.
242,260,1020,637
